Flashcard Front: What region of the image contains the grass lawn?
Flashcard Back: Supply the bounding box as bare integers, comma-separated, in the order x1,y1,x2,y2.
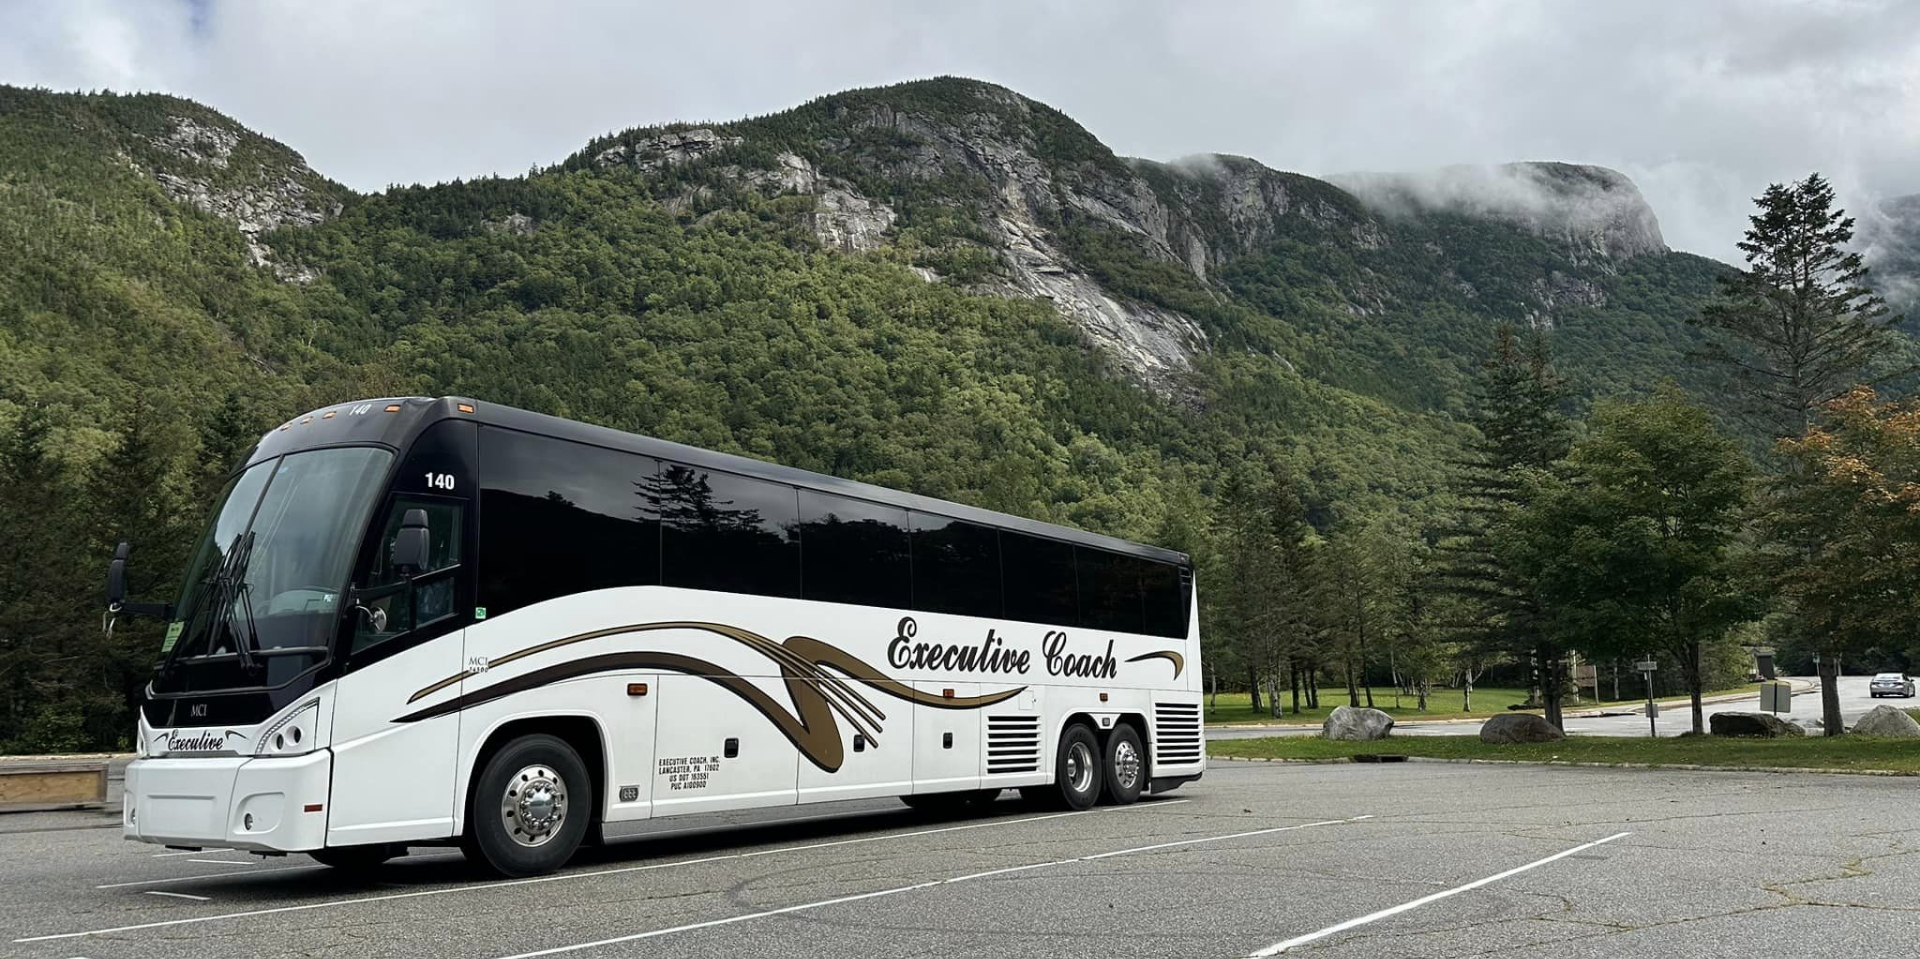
1210,734,1920,773
1203,683,1762,726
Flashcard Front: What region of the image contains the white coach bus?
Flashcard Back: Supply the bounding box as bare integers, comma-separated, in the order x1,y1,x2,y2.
108,397,1203,877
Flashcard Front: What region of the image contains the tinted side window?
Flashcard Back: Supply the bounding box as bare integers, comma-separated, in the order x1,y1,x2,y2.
1141,561,1187,638
653,463,799,598
1077,548,1145,634
1000,533,1077,626
479,428,659,616
910,514,1002,618
798,492,910,608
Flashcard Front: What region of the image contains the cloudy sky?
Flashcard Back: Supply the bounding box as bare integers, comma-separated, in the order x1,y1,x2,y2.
4,0,1916,262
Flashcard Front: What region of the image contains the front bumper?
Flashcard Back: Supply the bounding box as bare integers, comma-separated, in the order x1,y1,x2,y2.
123,750,332,852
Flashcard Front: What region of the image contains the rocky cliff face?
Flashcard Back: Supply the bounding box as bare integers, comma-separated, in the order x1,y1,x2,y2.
573,80,1398,392
562,78,1699,393
129,112,344,281
1333,162,1667,264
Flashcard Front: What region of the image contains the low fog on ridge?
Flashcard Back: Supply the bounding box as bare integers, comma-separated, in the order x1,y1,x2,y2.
3,0,1916,264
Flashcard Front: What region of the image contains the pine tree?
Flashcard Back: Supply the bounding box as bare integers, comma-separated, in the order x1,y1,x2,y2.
1698,173,1909,733
1696,173,1907,442
1434,326,1573,728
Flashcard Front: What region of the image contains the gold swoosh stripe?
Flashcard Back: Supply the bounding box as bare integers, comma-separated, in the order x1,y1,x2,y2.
399,621,1026,774
1125,650,1185,679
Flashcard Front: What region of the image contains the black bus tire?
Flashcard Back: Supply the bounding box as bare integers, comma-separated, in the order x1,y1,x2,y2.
1101,724,1145,806
466,734,592,878
1052,723,1102,811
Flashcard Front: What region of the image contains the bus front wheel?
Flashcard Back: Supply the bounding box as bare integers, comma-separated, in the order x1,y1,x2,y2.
1039,723,1102,811
466,733,592,878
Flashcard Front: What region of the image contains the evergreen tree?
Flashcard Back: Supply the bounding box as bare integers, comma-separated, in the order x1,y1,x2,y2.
1698,173,1909,731
1434,326,1573,728
1696,173,1907,442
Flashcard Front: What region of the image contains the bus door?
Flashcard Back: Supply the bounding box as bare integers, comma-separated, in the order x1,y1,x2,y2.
329,421,477,845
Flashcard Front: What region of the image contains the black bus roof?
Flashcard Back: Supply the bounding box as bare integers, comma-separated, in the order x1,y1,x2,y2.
256,396,1191,567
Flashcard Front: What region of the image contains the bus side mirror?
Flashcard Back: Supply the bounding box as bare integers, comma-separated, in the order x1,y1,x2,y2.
106,541,131,608
391,509,431,574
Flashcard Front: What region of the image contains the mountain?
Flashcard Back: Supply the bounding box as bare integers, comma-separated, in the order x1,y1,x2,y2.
1,75,1751,528
0,74,1828,750
558,81,1726,410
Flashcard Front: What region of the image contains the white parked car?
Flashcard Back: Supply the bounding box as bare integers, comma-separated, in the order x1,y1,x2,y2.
1869,673,1916,698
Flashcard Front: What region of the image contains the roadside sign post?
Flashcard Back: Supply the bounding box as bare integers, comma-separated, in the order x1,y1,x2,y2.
1760,681,1791,714
1637,659,1660,738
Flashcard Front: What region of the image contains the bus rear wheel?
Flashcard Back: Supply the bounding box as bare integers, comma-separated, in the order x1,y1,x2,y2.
1033,723,1101,811
1102,724,1145,805
466,733,592,878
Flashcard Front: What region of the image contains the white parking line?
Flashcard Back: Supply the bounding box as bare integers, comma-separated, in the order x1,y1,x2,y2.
143,891,211,901
152,848,232,858
1244,831,1633,956
184,859,256,866
487,814,1367,959
26,802,1184,943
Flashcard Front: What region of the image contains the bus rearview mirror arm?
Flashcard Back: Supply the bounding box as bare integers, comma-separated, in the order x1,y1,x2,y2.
104,540,173,623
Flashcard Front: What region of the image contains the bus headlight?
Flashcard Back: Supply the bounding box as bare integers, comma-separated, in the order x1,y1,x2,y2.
255,701,320,757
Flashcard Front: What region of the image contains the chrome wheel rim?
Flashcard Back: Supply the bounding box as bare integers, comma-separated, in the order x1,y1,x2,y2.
1066,741,1096,794
501,764,567,848
1114,739,1142,790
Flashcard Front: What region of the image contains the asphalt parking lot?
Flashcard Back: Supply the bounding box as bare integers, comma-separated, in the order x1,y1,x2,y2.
4,760,1916,958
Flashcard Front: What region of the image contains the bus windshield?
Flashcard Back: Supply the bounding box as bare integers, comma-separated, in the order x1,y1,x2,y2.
156,446,393,690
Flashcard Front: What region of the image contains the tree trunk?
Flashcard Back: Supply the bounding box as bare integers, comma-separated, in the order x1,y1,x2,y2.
1463,673,1473,712
1686,641,1705,735
1819,654,1844,736
1289,659,1302,714
1246,665,1261,714
1345,659,1360,707
1542,654,1564,730
1208,670,1218,710
1416,677,1429,712
1307,668,1320,710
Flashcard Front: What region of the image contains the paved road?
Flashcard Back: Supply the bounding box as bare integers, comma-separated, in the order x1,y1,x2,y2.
1208,675,1899,740
3,760,1916,958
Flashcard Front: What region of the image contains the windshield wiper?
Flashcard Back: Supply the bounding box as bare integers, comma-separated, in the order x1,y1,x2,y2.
174,532,262,674
215,532,262,674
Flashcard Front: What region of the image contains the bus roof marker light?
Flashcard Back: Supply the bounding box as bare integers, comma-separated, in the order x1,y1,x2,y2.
384,405,402,413
942,688,955,699
322,411,336,419
300,416,313,424
457,403,475,414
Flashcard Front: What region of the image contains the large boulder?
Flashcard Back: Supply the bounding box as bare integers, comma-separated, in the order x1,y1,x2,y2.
1850,705,1920,737
1710,712,1805,738
1322,705,1395,741
1479,713,1565,744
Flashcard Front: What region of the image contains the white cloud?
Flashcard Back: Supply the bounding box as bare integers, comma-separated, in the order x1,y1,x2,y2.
0,0,1915,262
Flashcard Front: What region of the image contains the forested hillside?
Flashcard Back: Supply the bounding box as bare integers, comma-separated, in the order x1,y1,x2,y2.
0,76,1843,750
